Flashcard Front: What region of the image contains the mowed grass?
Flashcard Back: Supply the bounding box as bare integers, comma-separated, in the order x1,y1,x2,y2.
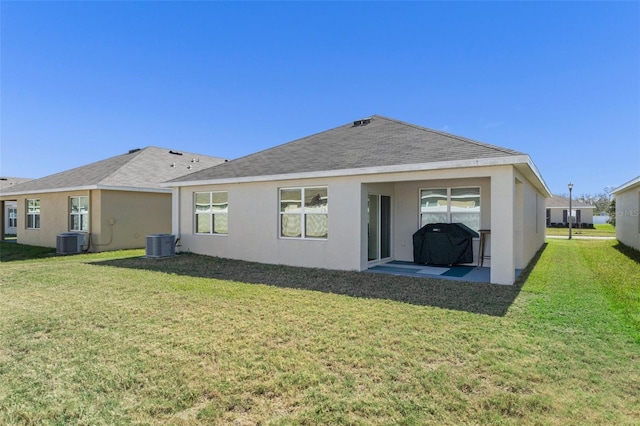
0,240,638,425
545,223,616,237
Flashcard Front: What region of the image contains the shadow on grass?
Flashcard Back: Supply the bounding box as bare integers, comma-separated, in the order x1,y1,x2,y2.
91,244,547,316
613,241,640,264
0,242,56,262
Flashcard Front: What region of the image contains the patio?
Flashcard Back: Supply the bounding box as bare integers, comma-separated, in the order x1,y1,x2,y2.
368,260,522,283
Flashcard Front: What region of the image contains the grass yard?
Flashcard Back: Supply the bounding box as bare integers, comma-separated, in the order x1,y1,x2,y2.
545,223,616,237
0,239,638,425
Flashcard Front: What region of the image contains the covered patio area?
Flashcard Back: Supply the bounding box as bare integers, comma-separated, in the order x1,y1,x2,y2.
367,260,522,283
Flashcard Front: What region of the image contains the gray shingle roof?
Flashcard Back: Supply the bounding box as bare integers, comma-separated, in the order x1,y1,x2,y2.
170,115,524,183
0,177,33,190
546,195,595,209
1,147,226,195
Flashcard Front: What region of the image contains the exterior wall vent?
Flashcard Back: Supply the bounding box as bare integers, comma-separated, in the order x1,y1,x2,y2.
145,234,175,258
56,233,85,255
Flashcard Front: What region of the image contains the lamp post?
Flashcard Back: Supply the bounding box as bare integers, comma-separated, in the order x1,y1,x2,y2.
568,182,573,240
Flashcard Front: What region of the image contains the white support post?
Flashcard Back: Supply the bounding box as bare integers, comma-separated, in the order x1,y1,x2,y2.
490,167,516,285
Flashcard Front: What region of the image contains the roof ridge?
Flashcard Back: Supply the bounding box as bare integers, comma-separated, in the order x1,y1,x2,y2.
98,146,149,184
372,115,523,156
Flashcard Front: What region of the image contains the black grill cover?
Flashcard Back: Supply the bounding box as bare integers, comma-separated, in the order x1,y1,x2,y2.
413,223,479,266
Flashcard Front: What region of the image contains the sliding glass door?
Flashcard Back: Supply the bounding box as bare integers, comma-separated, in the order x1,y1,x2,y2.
368,194,391,261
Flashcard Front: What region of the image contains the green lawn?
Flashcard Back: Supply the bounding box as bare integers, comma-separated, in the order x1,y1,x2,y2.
0,240,638,425
545,223,615,237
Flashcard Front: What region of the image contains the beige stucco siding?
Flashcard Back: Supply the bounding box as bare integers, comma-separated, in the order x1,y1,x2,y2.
614,184,640,251
173,164,548,285
516,169,546,269
175,177,362,270
5,190,91,249
94,190,172,251
388,177,491,267
1,189,172,251
547,207,595,225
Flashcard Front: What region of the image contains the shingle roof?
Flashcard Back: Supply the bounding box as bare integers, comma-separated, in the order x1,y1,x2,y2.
546,195,596,209
0,177,33,190
169,115,524,183
1,147,226,195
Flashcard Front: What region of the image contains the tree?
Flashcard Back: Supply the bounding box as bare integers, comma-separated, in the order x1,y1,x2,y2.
607,197,616,226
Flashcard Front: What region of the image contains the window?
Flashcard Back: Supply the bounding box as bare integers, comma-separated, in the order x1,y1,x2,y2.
70,196,89,231
194,191,228,234
26,199,40,229
8,207,17,228
280,187,328,239
420,187,480,231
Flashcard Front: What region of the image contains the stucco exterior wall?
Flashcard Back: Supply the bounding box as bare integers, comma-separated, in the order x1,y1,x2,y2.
389,177,491,266
516,170,546,269
173,164,548,285
94,190,172,251
547,207,595,225
6,190,92,249
1,190,172,251
614,184,640,251
175,177,362,271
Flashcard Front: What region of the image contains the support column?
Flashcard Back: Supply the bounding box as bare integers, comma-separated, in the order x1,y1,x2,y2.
490,167,516,285
171,187,181,242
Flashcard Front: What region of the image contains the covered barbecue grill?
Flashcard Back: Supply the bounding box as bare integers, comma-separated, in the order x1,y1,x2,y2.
413,223,479,266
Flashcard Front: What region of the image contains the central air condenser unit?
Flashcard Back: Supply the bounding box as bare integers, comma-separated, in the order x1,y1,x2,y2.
145,234,175,258
56,233,85,255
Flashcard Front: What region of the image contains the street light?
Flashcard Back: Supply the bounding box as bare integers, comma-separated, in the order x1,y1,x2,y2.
568,182,574,240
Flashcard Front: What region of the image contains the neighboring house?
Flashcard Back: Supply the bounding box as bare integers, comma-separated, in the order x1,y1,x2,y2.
0,147,226,251
612,176,640,251
545,195,596,228
166,115,551,285
0,177,33,236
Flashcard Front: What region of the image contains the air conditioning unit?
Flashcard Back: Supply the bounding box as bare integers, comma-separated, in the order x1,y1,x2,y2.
56,233,85,255
145,234,175,258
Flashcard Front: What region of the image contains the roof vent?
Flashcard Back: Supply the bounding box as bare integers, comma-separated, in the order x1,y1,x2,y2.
352,118,371,127
128,148,141,154
169,150,183,156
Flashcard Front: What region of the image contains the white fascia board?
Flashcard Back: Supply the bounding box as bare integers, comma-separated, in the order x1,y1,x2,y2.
0,185,171,197
164,155,539,188
523,155,552,197
612,175,640,194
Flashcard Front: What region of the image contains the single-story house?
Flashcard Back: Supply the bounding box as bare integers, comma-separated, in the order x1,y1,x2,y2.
0,147,225,251
545,195,596,228
1,177,33,235
166,115,551,285
612,176,640,251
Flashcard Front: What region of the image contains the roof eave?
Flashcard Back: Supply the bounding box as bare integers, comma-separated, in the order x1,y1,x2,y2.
612,176,640,194
0,184,171,197
164,155,550,192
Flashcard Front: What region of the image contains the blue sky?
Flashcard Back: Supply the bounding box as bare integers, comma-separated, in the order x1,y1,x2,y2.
1,1,638,197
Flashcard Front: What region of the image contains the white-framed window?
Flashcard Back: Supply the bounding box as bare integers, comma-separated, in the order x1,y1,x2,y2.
70,196,89,231
8,207,17,228
194,191,228,234
280,187,328,239
420,187,480,232
26,199,40,229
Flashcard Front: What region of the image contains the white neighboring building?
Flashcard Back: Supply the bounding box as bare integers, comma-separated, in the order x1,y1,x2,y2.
166,115,551,285
545,195,596,227
612,176,640,251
